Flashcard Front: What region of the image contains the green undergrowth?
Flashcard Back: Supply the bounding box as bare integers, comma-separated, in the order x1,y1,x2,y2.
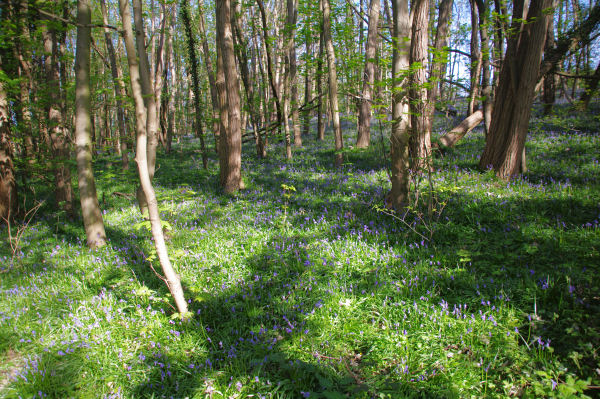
1,104,599,398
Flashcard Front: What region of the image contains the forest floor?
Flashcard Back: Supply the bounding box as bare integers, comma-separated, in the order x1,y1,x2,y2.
1,103,599,398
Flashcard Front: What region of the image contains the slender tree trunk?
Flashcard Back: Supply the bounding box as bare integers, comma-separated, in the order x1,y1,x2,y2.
256,0,284,143
180,1,208,168
389,0,411,209
0,79,17,224
197,0,221,153
283,56,293,159
217,0,243,193
154,3,167,147
100,0,128,169
302,29,313,137
543,7,557,115
468,0,482,115
118,0,188,317
322,0,344,167
356,0,381,148
475,0,492,134
286,0,302,147
44,24,74,217
75,0,107,248
478,0,552,179
430,0,453,107
317,28,325,141
409,0,432,172
133,0,160,216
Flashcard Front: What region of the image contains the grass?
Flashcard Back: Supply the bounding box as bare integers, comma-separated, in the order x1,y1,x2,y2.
1,102,599,398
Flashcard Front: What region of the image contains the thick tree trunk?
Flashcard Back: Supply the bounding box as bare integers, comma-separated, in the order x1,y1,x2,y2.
389,0,411,209
180,2,208,169
74,0,107,248
44,25,74,218
356,0,381,148
217,0,243,193
322,0,344,167
118,0,188,317
409,0,432,172
478,0,552,179
100,0,128,169
0,79,17,224
436,110,484,148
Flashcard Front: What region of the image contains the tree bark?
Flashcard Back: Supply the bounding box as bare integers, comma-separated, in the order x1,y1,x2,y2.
322,0,344,167
317,28,326,141
74,0,107,248
0,79,17,224
133,0,160,216
389,0,411,209
468,0,482,115
475,0,492,134
430,0,453,107
436,109,484,148
180,1,208,168
100,0,128,169
217,0,243,193
302,27,313,137
409,0,432,172
287,0,302,147
356,0,381,148
478,0,552,179
543,7,557,115
118,0,188,317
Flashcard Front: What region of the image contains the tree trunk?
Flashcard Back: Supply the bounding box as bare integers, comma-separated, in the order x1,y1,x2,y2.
468,0,482,115
302,28,313,137
74,0,107,248
430,0,454,107
100,0,128,169
356,0,381,148
389,0,411,209
44,24,74,218
180,1,208,169
0,79,17,224
577,60,600,110
543,8,556,115
118,0,188,317
409,0,432,172
436,109,484,148
133,0,160,216
322,0,344,167
198,0,220,153
478,0,552,179
475,0,492,134
217,0,243,193
287,0,302,147
317,28,326,141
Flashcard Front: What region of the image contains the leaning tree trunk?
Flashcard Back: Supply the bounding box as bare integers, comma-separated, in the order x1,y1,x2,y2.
475,0,492,134
356,0,381,148
74,0,107,248
388,0,412,209
118,0,188,316
409,0,432,172
217,0,243,193
435,109,484,149
0,79,17,224
322,0,344,167
478,0,552,179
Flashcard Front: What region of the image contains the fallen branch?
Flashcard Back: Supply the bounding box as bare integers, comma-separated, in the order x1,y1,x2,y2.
434,109,484,149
